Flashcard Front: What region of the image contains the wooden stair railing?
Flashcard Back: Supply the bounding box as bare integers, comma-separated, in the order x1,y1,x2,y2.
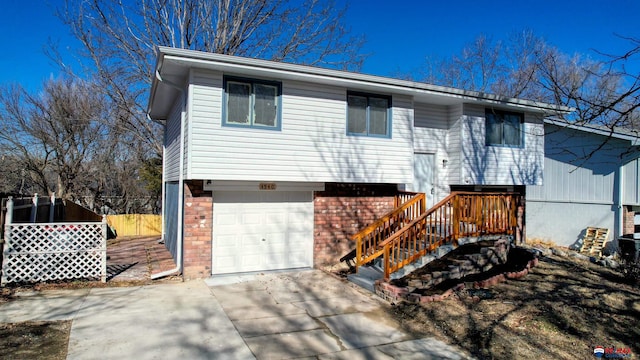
350,192,426,270
369,192,520,280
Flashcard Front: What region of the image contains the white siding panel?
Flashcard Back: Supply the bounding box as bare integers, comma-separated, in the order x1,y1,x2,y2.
459,104,544,186
187,70,413,183
413,102,450,201
184,79,190,178
164,100,183,182
446,105,463,185
624,158,640,205
414,103,448,129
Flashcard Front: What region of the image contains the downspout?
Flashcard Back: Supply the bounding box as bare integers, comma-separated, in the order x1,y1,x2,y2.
617,161,624,240
151,69,187,280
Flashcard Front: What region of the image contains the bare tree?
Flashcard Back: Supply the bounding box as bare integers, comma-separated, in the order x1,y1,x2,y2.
53,0,366,158
422,30,640,128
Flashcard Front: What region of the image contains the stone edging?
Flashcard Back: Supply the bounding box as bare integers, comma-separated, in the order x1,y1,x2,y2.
375,255,539,304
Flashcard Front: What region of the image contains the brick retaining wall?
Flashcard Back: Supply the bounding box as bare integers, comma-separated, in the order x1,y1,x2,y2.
313,183,398,266
624,206,635,236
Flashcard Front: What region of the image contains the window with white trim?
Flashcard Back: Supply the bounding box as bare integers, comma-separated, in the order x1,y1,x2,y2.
223,77,281,130
485,109,523,147
347,92,391,137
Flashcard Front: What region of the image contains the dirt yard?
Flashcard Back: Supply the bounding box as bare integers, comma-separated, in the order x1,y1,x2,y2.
0,320,70,359
388,252,640,359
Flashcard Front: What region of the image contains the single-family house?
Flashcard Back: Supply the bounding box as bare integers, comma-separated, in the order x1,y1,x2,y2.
147,47,569,279
526,119,640,249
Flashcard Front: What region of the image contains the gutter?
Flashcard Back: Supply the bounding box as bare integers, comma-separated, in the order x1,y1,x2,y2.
157,46,574,115
150,67,186,280
618,162,624,240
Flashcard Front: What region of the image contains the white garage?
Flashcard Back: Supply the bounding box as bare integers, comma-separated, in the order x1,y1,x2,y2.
212,190,314,274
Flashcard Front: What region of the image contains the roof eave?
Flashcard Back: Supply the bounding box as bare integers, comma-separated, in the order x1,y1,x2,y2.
545,118,640,143
154,46,573,114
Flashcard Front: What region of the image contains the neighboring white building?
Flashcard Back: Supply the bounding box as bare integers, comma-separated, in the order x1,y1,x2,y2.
147,47,569,279
526,119,640,249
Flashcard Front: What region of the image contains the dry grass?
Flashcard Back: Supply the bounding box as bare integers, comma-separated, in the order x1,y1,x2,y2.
389,253,640,360
526,238,561,248
0,320,71,360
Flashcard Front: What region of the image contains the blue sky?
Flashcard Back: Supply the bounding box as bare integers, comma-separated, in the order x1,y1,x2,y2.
0,0,638,91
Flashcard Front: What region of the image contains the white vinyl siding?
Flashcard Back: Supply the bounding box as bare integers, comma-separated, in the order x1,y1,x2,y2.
624,158,640,205
164,100,183,182
183,90,190,177
187,69,413,183
457,104,544,185
413,102,451,202
446,105,463,187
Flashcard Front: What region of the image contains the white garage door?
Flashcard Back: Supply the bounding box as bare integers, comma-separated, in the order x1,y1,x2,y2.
212,191,314,274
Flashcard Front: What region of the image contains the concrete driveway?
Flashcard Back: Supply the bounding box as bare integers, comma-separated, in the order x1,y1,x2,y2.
0,270,473,359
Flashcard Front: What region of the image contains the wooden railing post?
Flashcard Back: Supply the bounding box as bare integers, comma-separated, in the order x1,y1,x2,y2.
355,234,362,273
451,196,458,240
383,245,390,281
367,191,522,280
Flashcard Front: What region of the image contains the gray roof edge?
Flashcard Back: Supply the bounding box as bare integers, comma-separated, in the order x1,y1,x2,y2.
155,46,573,114
545,117,640,144
147,48,163,118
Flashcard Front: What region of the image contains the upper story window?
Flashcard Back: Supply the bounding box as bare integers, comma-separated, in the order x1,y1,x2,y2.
485,109,523,147
223,76,282,130
347,92,391,138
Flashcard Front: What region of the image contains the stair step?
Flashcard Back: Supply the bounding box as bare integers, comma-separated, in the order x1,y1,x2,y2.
347,266,383,293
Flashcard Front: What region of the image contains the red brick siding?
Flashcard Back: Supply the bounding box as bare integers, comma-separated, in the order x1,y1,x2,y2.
182,180,213,279
623,206,635,235
313,183,398,266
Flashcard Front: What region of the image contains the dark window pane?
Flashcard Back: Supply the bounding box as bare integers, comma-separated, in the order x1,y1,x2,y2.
348,95,367,134
369,97,388,136
227,82,251,124
485,112,502,145
503,114,522,146
254,84,278,127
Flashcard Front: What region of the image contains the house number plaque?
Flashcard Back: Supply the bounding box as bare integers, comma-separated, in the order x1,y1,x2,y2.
259,183,277,190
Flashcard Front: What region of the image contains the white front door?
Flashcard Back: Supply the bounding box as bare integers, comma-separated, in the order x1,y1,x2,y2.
413,153,435,208
212,191,314,274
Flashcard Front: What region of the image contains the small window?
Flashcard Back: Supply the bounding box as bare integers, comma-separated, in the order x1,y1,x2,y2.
485,109,523,147
223,77,281,130
347,92,391,137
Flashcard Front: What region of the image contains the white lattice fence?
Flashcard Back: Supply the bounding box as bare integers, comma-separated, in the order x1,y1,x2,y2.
2,222,107,284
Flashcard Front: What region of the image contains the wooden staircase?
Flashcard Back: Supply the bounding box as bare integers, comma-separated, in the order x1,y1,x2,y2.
345,191,521,281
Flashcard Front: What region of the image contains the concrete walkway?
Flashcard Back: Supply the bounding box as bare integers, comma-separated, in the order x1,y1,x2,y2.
0,270,473,359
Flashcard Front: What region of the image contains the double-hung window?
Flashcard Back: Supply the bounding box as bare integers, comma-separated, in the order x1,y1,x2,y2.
223,77,281,130
347,92,391,137
485,109,523,147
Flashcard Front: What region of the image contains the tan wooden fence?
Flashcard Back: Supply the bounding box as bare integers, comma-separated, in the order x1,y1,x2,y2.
106,214,161,237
